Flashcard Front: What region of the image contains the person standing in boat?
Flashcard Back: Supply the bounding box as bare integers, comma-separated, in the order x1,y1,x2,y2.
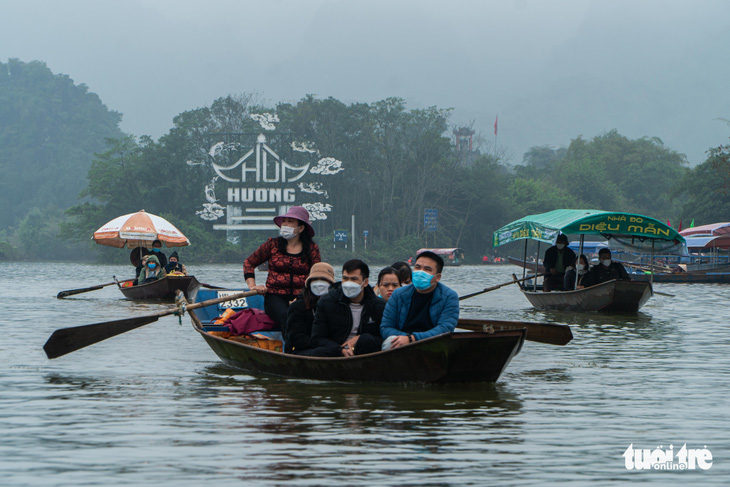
310,259,385,357
543,234,577,292
583,248,630,286
285,262,336,355
379,251,459,350
151,239,167,269
563,254,590,290
244,206,321,332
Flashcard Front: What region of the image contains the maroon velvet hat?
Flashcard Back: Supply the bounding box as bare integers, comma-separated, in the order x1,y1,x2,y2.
273,206,315,237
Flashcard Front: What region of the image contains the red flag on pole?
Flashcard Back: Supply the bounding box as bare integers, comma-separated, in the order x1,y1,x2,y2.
678,219,683,232
494,115,498,135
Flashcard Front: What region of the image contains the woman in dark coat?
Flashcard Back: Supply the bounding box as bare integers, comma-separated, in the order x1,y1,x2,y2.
285,262,335,355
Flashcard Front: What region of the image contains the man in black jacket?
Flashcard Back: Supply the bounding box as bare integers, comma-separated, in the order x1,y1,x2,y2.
310,259,385,357
543,234,577,292
584,248,630,286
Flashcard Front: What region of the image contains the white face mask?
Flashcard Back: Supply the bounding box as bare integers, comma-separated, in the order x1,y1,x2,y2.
576,263,585,271
341,281,363,299
556,244,565,250
601,259,612,267
310,280,330,297
279,225,297,240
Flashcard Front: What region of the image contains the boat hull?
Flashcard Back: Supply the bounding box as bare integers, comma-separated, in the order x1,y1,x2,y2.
188,295,525,383
119,275,200,300
521,279,652,313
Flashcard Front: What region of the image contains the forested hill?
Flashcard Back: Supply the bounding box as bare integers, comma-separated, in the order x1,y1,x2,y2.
0,58,123,230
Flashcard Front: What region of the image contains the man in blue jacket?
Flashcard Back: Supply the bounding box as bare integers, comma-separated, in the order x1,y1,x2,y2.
380,251,459,350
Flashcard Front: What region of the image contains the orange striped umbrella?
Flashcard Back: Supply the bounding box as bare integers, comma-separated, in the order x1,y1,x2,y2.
92,210,190,248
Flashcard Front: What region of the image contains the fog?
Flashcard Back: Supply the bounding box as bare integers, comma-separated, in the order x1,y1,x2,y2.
3,0,729,164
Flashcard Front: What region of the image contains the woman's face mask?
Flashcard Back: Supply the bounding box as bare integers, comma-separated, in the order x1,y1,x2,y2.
148,262,157,269
576,263,585,271
310,280,330,297
279,225,297,240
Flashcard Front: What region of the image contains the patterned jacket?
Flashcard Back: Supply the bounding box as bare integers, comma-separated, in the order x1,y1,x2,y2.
243,237,321,296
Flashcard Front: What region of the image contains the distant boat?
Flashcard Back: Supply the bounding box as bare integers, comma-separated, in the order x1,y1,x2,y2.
116,275,200,301
416,248,465,266
494,209,684,312
518,279,652,313
508,257,730,284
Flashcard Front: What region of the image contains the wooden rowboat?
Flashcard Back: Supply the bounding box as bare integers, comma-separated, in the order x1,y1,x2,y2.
519,279,652,313
509,256,730,284
116,275,200,301
187,290,526,383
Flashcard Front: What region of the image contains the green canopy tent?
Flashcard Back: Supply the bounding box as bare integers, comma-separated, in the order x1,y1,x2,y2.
493,209,687,288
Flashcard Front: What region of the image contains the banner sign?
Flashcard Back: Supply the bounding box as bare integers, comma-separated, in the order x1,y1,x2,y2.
493,210,686,250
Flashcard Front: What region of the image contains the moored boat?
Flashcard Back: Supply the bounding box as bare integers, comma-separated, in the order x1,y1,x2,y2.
117,275,200,300
186,289,526,383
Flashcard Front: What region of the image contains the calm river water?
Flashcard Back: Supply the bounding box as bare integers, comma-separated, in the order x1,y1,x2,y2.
1,262,728,486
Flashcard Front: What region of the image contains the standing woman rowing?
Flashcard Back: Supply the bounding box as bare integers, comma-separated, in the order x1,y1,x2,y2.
243,206,321,332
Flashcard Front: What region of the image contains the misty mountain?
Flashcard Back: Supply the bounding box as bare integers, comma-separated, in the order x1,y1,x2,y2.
0,59,123,230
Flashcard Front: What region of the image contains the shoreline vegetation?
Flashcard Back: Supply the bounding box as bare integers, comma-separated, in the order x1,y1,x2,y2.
2,59,729,265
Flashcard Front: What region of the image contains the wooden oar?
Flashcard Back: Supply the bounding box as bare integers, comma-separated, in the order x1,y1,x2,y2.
653,290,675,297
43,290,258,359
457,318,573,346
57,281,117,299
459,274,544,301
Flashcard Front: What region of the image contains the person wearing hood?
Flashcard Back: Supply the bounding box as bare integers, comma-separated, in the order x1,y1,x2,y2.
285,262,335,355
134,255,166,285
310,259,385,357
543,234,577,292
165,251,187,275
243,206,321,331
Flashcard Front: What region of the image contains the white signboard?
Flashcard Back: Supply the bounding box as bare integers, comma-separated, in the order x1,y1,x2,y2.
193,113,344,235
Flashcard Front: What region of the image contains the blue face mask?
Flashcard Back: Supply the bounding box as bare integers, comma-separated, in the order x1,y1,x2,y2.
411,270,435,291
153,248,160,252
148,263,157,269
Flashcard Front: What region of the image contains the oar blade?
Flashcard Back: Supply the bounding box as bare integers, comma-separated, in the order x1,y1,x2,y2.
43,316,160,359
457,318,573,346
57,286,104,299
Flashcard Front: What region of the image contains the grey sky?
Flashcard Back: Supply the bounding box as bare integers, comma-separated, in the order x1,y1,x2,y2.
3,0,729,164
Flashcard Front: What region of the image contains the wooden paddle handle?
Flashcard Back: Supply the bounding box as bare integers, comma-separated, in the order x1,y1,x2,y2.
459,273,545,301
